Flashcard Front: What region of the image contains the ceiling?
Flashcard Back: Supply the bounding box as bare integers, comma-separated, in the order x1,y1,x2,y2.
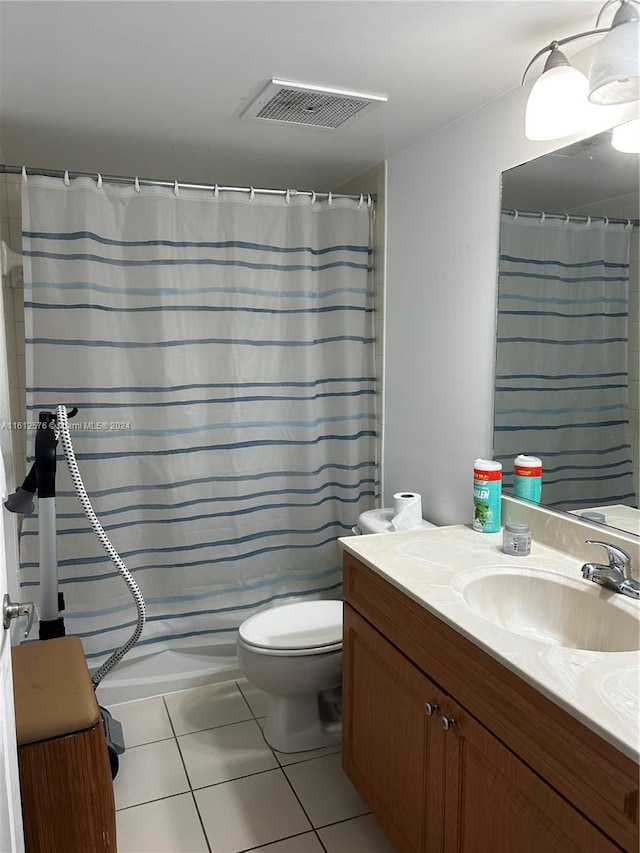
0,1,610,191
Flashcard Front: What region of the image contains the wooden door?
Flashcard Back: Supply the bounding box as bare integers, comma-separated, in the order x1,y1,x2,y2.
442,697,621,853
343,604,445,853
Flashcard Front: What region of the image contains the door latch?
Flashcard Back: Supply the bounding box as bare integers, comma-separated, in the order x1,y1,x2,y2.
2,593,36,638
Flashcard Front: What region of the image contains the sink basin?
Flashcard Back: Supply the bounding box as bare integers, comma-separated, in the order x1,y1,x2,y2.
458,568,640,652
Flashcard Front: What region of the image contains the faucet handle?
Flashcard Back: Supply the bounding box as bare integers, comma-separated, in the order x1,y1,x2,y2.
585,540,633,578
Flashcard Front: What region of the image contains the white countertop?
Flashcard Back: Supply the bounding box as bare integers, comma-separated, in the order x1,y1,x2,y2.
570,504,640,537
340,523,640,764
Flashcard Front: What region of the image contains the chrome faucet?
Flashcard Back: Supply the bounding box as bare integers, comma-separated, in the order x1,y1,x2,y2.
581,540,640,600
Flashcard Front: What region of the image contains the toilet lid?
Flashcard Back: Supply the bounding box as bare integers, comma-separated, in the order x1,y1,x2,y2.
238,601,342,651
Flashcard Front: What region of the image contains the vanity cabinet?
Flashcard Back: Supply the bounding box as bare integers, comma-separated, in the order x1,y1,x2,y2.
342,553,639,853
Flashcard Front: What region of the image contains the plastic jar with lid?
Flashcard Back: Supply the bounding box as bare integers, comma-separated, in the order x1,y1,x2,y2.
502,521,531,556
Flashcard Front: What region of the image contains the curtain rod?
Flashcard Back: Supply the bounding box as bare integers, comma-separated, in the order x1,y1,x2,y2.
502,207,639,227
0,164,376,203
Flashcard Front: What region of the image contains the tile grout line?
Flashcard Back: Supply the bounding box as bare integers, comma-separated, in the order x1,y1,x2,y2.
162,694,214,853
113,709,267,753
315,828,330,853
117,682,373,852
233,678,355,850
234,678,341,769
235,679,265,724
115,788,195,814
160,683,317,852
235,679,328,847
237,828,325,853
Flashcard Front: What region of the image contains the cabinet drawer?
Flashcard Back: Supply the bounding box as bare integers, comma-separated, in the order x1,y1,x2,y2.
344,552,639,852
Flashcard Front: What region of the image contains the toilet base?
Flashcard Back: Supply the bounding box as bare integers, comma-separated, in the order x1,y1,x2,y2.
263,692,342,753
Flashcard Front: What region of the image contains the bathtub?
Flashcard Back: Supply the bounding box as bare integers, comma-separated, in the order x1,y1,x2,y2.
94,642,242,707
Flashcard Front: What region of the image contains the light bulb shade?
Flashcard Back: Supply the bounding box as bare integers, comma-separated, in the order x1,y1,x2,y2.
588,20,640,104
611,116,640,151
525,65,589,141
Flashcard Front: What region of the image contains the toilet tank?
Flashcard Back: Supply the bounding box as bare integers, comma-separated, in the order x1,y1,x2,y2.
354,508,437,535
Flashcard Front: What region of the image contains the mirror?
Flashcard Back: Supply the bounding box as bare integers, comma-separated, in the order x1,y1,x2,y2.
495,128,639,538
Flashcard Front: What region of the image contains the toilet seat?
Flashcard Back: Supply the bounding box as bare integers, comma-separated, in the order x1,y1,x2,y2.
238,638,342,657
238,600,342,656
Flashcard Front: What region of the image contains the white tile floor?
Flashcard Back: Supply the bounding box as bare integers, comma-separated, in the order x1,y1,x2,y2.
110,678,396,853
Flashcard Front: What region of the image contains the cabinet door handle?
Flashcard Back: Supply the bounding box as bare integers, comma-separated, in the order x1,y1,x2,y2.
424,701,439,716
440,716,456,731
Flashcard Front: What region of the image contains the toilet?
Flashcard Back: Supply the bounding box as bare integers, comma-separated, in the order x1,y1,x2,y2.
353,507,437,536
237,600,343,753
237,508,437,753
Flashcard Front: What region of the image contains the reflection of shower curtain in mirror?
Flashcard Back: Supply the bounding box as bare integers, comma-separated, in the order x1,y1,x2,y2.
495,214,636,511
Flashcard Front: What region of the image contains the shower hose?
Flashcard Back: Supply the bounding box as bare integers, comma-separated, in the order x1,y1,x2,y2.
55,404,146,688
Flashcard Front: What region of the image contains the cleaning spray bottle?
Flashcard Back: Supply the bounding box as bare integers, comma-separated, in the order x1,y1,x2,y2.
473,459,502,533
513,454,542,503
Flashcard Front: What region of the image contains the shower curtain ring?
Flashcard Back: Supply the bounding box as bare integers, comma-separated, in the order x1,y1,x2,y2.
327,192,333,206
603,217,609,227
134,177,141,193
367,194,372,208
285,189,291,204
310,191,316,205
358,194,364,208
584,215,591,228
21,166,28,183
63,170,70,187
249,187,255,201
538,211,545,223
213,184,219,199
563,213,570,226
96,174,103,190
625,219,632,230
173,180,179,197
511,209,518,221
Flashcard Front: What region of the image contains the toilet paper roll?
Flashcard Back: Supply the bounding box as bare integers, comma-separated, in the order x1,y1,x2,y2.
391,492,423,531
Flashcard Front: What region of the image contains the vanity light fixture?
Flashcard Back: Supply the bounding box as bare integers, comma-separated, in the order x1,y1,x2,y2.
589,0,640,104
522,0,640,141
524,44,590,140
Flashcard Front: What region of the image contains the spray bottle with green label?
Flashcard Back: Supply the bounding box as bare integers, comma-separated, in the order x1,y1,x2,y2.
473,459,502,533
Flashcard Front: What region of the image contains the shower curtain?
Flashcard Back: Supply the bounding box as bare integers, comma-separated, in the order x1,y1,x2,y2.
495,213,635,510
19,175,376,666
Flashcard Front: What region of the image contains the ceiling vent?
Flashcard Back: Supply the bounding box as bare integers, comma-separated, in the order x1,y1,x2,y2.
241,79,387,130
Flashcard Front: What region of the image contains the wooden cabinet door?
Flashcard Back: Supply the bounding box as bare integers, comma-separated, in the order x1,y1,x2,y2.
442,699,621,853
343,604,446,853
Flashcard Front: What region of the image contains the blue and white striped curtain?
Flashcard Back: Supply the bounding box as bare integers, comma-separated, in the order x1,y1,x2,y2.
19,176,376,667
495,213,635,510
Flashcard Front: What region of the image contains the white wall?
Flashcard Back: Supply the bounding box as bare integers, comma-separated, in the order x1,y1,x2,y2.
385,85,637,527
